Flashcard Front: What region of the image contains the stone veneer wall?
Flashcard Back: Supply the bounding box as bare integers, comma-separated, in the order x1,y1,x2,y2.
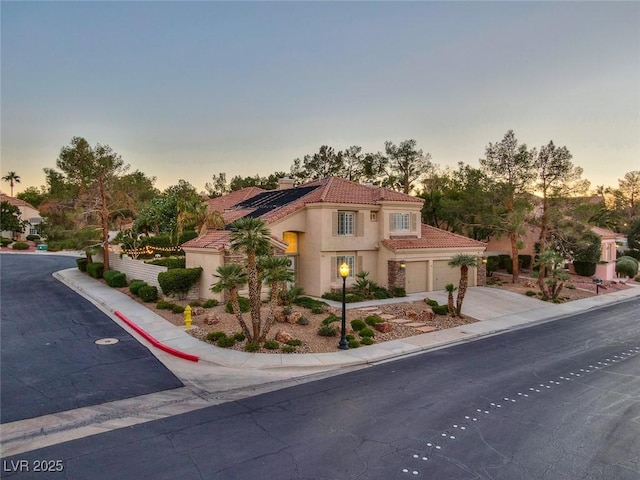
477,256,487,287
387,260,406,291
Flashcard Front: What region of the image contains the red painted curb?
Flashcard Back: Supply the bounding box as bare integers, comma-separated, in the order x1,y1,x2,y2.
114,311,199,362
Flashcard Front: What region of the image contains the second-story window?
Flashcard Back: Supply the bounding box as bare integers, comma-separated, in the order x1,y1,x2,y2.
392,213,410,231
338,211,355,236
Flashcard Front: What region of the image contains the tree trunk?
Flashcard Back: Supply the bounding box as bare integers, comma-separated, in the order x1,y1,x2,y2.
455,266,469,317
447,291,455,316
229,289,251,340
260,283,279,342
246,252,261,341
509,231,519,283
100,181,110,271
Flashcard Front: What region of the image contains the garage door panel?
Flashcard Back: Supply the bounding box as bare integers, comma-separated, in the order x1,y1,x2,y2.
434,261,476,290
405,262,427,293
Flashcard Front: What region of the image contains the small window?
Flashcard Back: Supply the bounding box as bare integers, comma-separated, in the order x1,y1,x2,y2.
283,231,298,254
392,213,410,231
336,255,355,279
338,211,355,236
370,211,378,222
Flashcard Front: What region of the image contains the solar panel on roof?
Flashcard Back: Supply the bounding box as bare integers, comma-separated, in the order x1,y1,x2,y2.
230,185,320,221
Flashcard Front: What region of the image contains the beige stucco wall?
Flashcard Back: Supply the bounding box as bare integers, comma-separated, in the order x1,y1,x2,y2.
184,247,224,301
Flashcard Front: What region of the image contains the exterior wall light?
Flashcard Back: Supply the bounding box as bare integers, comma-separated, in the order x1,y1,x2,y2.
338,262,350,350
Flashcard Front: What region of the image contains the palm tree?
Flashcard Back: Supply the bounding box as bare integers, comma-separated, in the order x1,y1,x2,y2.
177,200,225,238
444,283,457,316
229,217,272,341
211,263,251,339
260,255,295,339
2,172,21,197
448,254,479,317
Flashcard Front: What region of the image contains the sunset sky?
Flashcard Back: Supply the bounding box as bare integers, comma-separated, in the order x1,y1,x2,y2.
2,1,639,195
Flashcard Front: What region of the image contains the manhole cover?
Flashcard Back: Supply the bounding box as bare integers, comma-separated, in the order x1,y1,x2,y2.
95,338,119,345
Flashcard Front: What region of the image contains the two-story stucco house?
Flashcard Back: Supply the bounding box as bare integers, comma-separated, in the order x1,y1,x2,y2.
182,177,486,300
0,193,43,240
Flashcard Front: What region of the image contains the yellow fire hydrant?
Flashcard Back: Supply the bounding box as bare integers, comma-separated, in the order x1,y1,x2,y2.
184,305,192,329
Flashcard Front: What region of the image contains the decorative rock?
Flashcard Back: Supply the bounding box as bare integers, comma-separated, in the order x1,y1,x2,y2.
420,308,435,322
405,310,418,320
275,330,294,343
275,311,287,323
203,314,220,325
191,307,205,316
374,322,393,333
287,311,302,324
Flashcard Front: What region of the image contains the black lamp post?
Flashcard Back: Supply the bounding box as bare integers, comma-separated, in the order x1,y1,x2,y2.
338,262,350,350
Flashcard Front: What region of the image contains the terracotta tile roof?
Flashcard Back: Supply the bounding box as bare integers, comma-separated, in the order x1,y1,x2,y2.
205,187,265,213
591,226,618,239
0,193,36,210
382,224,486,250
181,230,231,250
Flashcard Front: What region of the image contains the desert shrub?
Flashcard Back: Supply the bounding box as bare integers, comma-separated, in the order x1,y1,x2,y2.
392,287,407,297
616,256,639,278
346,334,355,342
321,292,365,303
573,261,596,277
426,299,439,307
365,315,384,326
86,262,104,278
104,270,127,288
281,345,296,353
322,313,340,326
217,336,236,348
206,331,226,342
138,285,158,302
525,290,537,297
1,237,12,247
156,300,174,310
350,319,366,331
233,332,246,342
26,234,41,241
245,341,260,352
264,340,280,350
11,241,29,250
359,327,375,338
286,338,302,346
189,300,202,307
497,254,511,269
147,257,186,269
129,280,147,296
518,255,533,269
348,339,360,348
346,293,365,302
361,337,375,345
311,305,327,314
225,296,250,313
486,256,499,274
76,258,88,272
318,325,337,337
171,305,185,314
372,288,393,300
432,305,449,315
158,267,202,299
294,296,327,311
296,316,309,326
202,299,219,308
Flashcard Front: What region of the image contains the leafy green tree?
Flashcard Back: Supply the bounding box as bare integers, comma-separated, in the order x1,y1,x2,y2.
627,218,640,251
448,254,478,317
290,145,344,183
229,172,287,191
55,137,130,270
616,170,640,219
176,198,225,237
229,217,272,341
211,263,250,339
204,173,229,198
480,130,536,282
16,186,47,209
0,201,26,235
533,141,588,282
381,139,432,194
2,171,21,197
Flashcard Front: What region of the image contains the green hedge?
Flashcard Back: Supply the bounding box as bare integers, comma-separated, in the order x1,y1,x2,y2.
138,285,158,302
147,257,186,269
158,267,203,299
11,241,29,250
573,261,596,277
86,262,104,278
129,280,147,295
76,258,88,272
104,270,127,288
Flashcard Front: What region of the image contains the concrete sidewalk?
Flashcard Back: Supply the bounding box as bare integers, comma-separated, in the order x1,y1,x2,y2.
55,267,640,370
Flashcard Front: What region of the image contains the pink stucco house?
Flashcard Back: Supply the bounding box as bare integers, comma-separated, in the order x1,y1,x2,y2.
182,177,486,300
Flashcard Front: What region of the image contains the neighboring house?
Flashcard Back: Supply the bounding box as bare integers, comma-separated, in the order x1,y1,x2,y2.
0,193,43,240
182,177,486,301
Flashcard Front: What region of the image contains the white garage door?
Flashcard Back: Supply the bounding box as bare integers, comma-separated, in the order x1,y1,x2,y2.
405,261,427,293
433,260,477,290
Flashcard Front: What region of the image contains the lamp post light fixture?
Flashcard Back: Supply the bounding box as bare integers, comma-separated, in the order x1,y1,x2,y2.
338,262,350,350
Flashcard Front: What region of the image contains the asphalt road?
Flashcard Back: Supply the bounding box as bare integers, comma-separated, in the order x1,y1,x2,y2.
2,294,638,479
0,254,182,424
